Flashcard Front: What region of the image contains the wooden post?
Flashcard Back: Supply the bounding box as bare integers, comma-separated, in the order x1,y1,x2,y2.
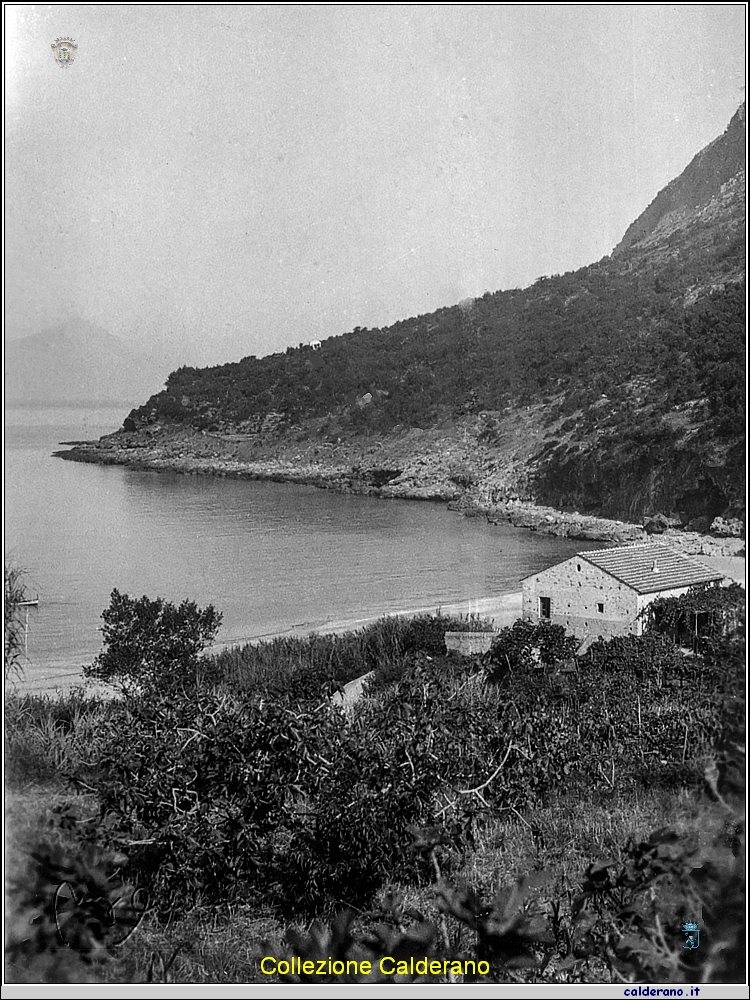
16,597,38,662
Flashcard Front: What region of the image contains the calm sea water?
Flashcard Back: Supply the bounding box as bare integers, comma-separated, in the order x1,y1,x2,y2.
6,407,596,692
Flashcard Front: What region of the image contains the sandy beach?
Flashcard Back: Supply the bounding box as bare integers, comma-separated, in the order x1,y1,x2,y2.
11,593,523,696
278,591,524,643
214,549,745,650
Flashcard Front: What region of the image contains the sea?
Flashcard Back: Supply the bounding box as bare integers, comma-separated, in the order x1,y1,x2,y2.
5,406,599,693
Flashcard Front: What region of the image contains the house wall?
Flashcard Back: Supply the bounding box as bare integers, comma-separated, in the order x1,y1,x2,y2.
523,557,635,642
522,557,702,642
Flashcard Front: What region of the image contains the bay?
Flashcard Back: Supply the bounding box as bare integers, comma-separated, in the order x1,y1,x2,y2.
5,407,598,692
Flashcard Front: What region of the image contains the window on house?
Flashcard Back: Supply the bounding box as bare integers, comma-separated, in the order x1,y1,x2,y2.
577,564,581,571
539,597,551,619
597,602,605,614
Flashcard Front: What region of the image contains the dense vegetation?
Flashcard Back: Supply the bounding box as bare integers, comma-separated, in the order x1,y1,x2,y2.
125,279,744,473
119,175,745,522
5,584,745,984
117,106,745,521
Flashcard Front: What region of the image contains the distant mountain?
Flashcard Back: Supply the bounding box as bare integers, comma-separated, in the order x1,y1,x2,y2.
74,105,746,525
4,320,170,407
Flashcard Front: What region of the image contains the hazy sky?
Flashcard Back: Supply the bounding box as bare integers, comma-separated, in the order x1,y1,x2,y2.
5,4,746,368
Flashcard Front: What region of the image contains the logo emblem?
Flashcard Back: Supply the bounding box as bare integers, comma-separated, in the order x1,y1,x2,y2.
681,920,700,950
51,37,77,68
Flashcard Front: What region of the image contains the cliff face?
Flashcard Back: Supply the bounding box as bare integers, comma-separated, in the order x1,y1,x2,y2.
614,103,745,257
61,106,745,529
532,427,745,524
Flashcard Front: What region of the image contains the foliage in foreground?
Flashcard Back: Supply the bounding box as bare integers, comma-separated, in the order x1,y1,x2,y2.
267,812,744,985
206,610,496,700
5,593,745,984
19,612,740,923
5,794,744,984
5,826,147,984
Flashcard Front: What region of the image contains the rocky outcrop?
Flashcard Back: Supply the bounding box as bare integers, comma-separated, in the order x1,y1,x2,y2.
487,502,645,543
532,428,745,531
615,103,745,256
643,513,673,534
55,425,745,559
710,516,745,538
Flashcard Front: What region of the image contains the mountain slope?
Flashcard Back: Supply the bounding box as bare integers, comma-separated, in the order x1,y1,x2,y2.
64,106,746,526
4,320,170,407
615,103,745,256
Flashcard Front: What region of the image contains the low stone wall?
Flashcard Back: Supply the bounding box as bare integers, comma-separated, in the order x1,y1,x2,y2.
444,632,497,657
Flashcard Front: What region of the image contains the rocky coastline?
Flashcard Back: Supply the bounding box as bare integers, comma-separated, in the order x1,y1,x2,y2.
54,429,745,560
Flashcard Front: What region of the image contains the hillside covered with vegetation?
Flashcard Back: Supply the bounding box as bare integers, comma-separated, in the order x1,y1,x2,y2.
109,104,745,525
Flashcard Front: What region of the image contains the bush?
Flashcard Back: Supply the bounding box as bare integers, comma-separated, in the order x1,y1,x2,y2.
204,613,494,703
84,590,222,696
484,619,578,683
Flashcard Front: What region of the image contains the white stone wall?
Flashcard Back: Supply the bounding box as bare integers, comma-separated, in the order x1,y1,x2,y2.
444,632,497,656
522,556,640,642
522,558,700,643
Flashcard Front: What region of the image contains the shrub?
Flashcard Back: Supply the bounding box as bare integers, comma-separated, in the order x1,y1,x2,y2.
5,814,146,984
84,590,222,696
484,619,578,683
643,583,745,650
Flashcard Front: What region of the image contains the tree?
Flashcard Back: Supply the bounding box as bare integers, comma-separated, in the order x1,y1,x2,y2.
84,589,222,695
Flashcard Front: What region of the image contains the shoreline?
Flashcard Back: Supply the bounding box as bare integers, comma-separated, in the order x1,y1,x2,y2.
55,431,746,556
23,431,739,698
11,593,525,697
232,591,525,645
13,558,744,697
12,538,745,698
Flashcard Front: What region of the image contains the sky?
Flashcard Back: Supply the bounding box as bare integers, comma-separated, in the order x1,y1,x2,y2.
4,3,746,370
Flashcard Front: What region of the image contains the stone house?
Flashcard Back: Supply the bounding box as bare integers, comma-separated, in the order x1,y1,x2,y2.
521,543,724,645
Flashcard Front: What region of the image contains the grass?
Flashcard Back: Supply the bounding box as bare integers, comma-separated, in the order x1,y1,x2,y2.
4,688,117,786
5,763,741,983
103,908,286,984
456,785,712,897
203,611,496,697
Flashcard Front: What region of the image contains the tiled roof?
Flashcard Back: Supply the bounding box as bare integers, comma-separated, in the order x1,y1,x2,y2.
580,543,723,595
